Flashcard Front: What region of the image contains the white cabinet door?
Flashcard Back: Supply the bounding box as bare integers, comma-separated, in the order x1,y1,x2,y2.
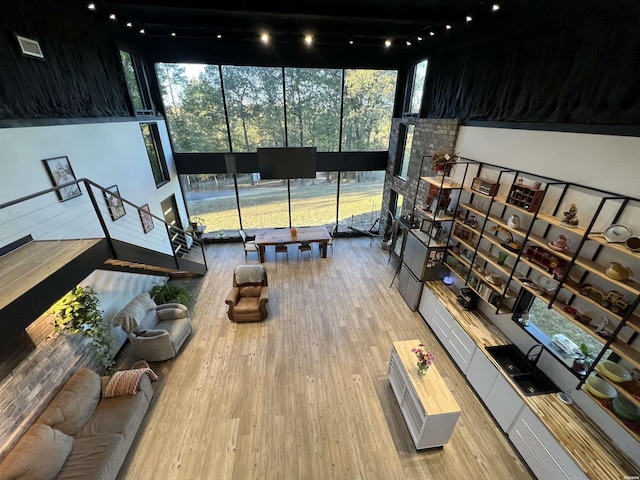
430,302,451,344
484,373,524,432
466,347,499,401
508,407,588,480
447,316,476,375
418,287,437,322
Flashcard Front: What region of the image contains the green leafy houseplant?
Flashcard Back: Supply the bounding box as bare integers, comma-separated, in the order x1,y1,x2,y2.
52,286,115,372
149,283,193,308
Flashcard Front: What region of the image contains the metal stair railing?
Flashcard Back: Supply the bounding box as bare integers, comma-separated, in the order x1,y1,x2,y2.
0,178,207,274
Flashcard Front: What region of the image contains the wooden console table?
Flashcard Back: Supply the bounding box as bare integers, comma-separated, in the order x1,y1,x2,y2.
388,340,461,449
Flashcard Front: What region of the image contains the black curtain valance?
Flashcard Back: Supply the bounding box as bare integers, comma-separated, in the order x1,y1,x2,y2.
424,2,640,125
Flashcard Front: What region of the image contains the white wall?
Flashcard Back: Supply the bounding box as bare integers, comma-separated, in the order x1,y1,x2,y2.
455,126,640,198
454,126,640,459
0,119,190,251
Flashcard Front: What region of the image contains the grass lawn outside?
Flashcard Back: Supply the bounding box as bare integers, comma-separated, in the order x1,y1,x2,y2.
186,177,384,234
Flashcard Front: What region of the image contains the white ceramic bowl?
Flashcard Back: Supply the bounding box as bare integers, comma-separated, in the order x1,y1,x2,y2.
596,360,632,383
584,375,617,399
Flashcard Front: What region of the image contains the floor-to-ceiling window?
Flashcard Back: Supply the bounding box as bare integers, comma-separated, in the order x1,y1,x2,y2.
160,63,397,235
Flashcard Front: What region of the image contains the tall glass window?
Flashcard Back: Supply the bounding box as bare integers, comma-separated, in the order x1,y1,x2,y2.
396,124,414,179
290,173,338,228
140,123,169,187
237,176,289,229
342,69,397,151
221,66,285,152
179,174,239,234
337,171,385,233
120,51,144,112
284,68,342,151
156,63,229,152
408,59,428,114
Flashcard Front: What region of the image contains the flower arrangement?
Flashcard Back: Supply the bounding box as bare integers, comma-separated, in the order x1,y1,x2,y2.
432,150,452,170
411,344,436,376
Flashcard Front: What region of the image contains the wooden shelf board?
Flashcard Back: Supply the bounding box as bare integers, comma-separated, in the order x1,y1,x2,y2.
581,390,640,443
608,336,640,367
588,233,640,260
536,211,587,236
562,278,628,319
494,195,536,215
420,176,462,189
526,233,576,261
416,207,455,222
457,202,487,218
594,372,640,409
574,257,640,296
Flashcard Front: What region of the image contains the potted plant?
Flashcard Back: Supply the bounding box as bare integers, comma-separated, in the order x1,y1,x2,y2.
149,282,193,309
432,150,456,176
572,343,595,375
52,286,115,372
189,216,206,238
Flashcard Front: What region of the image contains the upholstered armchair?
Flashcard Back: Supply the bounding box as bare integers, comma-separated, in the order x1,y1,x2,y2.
225,265,269,322
114,292,192,361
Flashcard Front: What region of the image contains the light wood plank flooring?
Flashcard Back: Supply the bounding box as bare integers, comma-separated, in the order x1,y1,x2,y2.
116,238,532,480
1,239,101,310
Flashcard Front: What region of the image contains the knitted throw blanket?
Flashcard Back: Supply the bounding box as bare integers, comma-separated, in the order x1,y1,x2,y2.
103,368,158,398
235,265,264,285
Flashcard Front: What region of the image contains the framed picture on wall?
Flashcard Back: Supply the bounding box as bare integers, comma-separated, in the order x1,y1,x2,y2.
104,185,126,221
42,156,82,202
139,204,154,233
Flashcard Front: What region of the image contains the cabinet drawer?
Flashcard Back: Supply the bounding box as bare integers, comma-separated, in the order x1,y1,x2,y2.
466,347,499,401
388,352,405,404
484,374,524,432
447,317,476,374
509,407,587,480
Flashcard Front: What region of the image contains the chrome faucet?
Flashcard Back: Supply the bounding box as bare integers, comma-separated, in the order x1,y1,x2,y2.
526,343,544,367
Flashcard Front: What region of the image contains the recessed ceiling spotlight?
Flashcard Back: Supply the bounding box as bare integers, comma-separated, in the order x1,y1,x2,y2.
492,4,501,11
171,31,176,37
417,36,423,41
139,28,145,34
217,34,222,39
429,31,435,36
466,15,473,22
349,40,354,45
304,35,313,45
126,22,132,28
384,39,391,47
446,24,452,30
109,13,116,20
87,3,96,10
260,33,270,44
406,40,411,46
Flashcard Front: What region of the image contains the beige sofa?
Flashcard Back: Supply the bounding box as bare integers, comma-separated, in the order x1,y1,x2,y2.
0,367,154,480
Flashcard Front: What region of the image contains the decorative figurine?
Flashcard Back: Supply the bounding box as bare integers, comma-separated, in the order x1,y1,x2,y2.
560,203,579,227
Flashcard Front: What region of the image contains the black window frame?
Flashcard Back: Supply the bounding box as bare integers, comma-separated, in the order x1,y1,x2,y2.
140,122,170,188
119,49,156,116
394,123,414,180
402,59,428,118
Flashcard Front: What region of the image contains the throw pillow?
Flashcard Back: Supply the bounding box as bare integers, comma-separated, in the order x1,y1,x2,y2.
39,368,101,436
156,307,187,320
0,423,73,480
102,368,158,398
113,293,157,333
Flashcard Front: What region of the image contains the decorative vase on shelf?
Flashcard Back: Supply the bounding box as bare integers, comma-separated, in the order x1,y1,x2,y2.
605,262,632,281
290,227,297,236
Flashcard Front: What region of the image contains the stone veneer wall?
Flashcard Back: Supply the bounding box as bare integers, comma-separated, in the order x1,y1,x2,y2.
381,118,461,237
0,313,101,460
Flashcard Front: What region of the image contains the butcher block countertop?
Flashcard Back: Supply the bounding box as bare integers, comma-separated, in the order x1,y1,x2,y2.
426,281,639,479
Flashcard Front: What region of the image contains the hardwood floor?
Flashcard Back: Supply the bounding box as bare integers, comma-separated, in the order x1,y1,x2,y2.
116,238,532,480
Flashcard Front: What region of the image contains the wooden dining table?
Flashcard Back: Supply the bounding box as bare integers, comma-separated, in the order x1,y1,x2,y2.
254,226,332,262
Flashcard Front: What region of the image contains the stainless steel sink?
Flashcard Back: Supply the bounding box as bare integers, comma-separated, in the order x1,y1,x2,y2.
485,345,559,396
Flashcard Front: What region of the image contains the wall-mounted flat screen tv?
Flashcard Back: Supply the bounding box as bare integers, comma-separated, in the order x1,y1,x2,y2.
257,147,317,179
